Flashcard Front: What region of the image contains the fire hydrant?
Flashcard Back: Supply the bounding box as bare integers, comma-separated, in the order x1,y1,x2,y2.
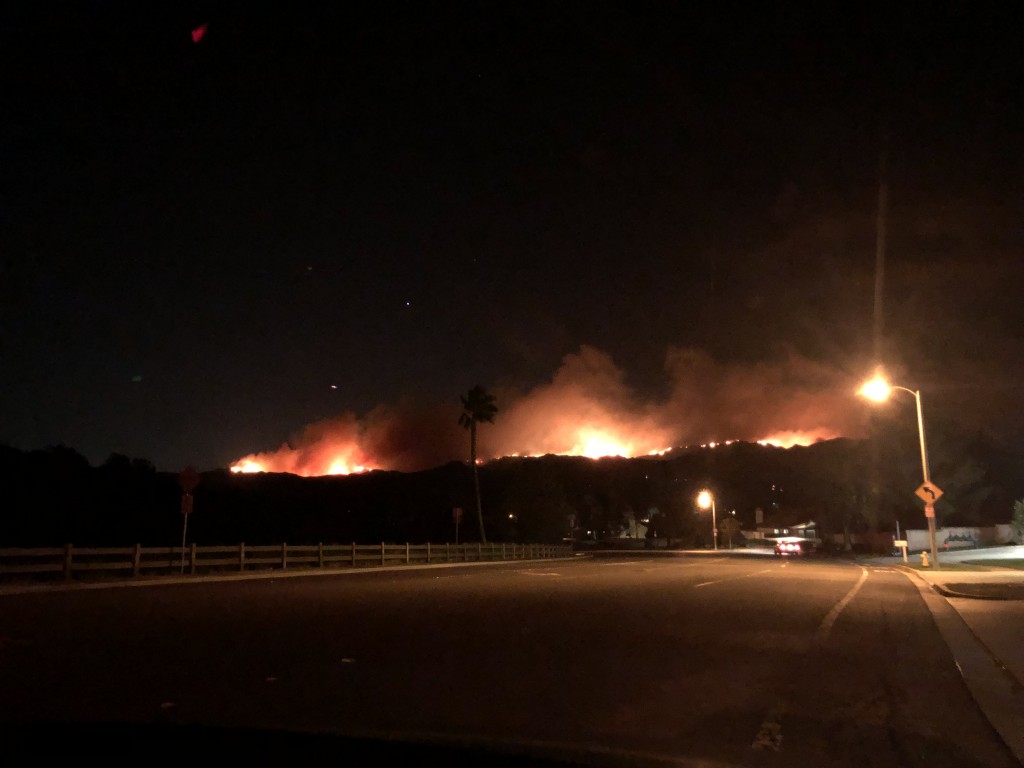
920,551,930,568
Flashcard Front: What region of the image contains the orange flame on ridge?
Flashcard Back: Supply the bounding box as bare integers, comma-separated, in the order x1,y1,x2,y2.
228,346,855,476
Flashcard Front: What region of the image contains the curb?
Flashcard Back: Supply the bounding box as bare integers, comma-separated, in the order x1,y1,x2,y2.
896,566,1024,764
896,565,1023,601
0,555,585,597
931,583,1019,601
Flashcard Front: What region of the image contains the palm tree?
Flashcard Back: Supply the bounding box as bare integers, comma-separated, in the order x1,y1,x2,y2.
459,385,498,543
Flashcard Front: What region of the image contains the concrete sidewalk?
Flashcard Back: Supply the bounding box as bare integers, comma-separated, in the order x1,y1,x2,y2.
864,547,1024,717
902,565,1024,690
890,556,1024,763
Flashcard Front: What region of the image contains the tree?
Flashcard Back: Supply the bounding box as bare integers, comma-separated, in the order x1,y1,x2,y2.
719,515,742,549
1012,499,1024,544
458,385,498,543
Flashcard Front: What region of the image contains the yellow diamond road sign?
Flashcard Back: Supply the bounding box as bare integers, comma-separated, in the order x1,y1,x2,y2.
915,483,943,504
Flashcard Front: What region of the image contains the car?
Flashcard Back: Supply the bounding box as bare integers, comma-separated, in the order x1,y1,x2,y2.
774,537,807,556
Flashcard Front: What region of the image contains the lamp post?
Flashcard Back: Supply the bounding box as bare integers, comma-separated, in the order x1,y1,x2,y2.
697,490,717,551
858,375,940,570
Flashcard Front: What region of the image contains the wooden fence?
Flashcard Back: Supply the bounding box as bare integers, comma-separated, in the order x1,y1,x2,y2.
0,542,573,581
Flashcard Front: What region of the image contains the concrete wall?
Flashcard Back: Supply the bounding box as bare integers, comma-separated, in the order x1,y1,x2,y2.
829,524,1016,552
905,525,1016,552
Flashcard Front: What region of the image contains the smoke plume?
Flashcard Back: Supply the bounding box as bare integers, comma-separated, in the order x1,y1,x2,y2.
231,346,860,476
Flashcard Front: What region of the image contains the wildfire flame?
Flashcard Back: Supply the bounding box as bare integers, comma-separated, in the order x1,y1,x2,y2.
228,346,855,476
230,459,265,474
756,430,837,449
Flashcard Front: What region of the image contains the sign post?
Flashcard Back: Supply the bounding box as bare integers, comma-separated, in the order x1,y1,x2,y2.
893,539,909,563
914,483,943,571
894,520,908,563
178,466,200,574
453,507,463,544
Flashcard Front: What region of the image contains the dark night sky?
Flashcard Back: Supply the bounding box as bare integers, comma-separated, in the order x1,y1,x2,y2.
3,2,1023,471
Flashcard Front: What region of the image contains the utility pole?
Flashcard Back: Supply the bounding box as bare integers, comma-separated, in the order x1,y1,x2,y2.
873,138,888,363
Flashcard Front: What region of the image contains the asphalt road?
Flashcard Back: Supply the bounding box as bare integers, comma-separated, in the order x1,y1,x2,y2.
0,555,1016,766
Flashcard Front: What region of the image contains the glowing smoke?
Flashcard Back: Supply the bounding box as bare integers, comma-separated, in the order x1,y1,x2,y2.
230,346,856,476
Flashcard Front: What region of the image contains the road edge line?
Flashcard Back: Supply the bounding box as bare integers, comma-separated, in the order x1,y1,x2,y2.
0,556,586,596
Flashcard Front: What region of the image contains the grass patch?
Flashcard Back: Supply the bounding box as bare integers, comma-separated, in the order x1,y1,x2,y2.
907,561,991,572
985,558,1024,570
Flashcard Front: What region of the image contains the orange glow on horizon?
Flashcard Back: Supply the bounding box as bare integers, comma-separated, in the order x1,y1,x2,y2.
571,428,633,459
756,429,837,448
230,460,265,474
230,427,835,476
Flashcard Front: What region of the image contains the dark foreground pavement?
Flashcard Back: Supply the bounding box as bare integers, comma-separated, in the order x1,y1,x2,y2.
0,556,1016,767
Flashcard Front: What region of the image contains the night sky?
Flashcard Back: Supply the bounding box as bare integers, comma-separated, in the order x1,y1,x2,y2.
4,3,1023,471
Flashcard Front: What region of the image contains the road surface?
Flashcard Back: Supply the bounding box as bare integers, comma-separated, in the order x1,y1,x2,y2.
0,555,1015,766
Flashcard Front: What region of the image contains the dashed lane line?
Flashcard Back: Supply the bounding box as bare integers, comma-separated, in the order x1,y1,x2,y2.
692,569,778,593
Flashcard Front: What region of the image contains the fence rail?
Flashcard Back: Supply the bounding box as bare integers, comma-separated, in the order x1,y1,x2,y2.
0,542,573,581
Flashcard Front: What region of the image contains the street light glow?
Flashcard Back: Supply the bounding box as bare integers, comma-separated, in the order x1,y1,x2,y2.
697,490,712,509
857,370,940,570
858,375,891,402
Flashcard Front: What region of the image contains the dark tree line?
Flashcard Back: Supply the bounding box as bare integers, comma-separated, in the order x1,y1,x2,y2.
1,424,1019,549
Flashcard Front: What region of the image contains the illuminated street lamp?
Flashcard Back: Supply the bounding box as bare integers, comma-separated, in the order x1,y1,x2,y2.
697,489,717,551
858,374,940,570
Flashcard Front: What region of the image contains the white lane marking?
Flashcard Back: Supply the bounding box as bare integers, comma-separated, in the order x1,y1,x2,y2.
752,565,869,752
594,560,712,568
814,566,869,643
518,571,561,577
694,567,776,588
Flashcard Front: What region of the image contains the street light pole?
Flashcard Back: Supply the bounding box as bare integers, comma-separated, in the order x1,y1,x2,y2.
711,497,718,551
909,388,940,571
860,375,940,571
697,490,718,551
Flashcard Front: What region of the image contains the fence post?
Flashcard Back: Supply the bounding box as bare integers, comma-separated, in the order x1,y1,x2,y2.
381,542,386,566
477,542,482,561
239,542,246,572
406,542,410,564
132,543,142,576
427,542,431,562
63,543,73,580
351,542,356,567
282,542,288,570
318,542,324,568
190,542,197,575
502,543,506,560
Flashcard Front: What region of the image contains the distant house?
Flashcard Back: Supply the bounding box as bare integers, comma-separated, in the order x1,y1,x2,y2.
751,512,820,546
